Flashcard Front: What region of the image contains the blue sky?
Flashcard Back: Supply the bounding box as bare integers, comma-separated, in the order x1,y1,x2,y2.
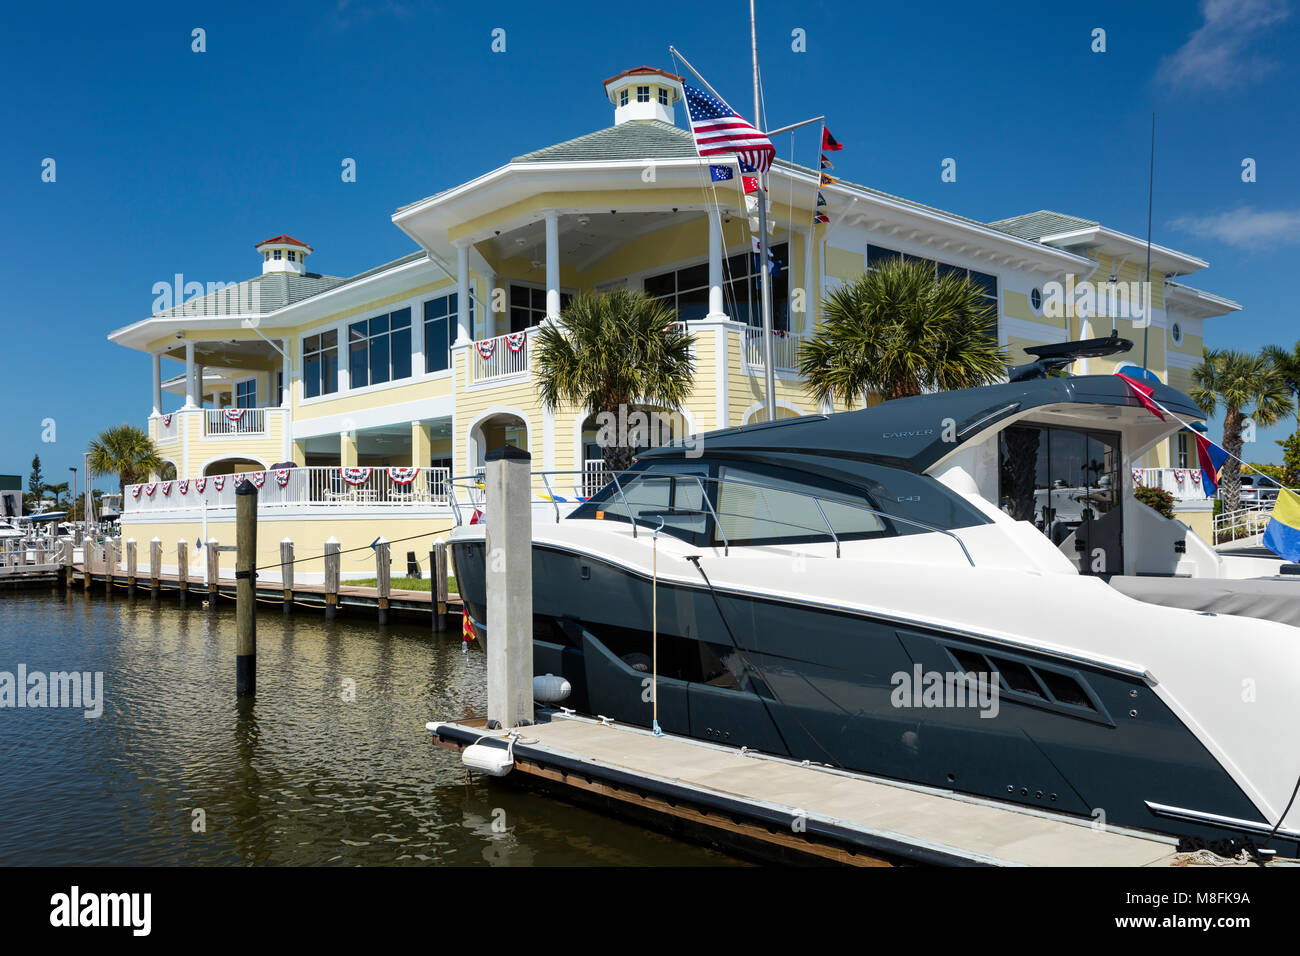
2,0,1298,494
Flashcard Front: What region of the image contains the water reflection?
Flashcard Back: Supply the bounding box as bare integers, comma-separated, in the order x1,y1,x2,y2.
0,591,739,866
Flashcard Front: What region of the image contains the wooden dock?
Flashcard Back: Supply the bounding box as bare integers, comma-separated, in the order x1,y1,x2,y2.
429,713,1189,867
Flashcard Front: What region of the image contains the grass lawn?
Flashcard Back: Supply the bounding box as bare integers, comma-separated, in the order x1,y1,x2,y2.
347,575,457,593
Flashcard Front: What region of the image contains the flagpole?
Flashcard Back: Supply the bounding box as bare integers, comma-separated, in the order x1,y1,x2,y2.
751,0,777,421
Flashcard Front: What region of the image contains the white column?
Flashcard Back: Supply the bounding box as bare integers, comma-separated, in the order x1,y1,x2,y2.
196,365,205,407
545,209,560,321
281,340,292,407
151,353,162,417
707,208,725,320
483,274,498,338
184,341,196,408
455,242,472,343
802,227,815,335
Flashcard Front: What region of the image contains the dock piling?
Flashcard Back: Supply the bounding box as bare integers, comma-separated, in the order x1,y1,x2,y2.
206,539,219,610
104,540,115,595
126,539,137,593
324,537,340,620
177,540,188,605
375,537,391,625
484,444,534,729
280,538,294,615
433,541,448,632
61,537,74,587
234,479,258,696
149,537,161,600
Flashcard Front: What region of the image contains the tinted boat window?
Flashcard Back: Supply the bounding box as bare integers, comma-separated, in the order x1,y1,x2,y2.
715,464,886,545
571,462,712,544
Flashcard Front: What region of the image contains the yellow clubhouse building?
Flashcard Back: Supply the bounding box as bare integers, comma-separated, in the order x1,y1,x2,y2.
108,66,1238,579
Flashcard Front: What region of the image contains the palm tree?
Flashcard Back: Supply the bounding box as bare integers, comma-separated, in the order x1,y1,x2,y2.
534,290,695,471
48,481,69,509
798,257,1008,405
1263,339,1300,427
1190,348,1294,514
87,424,164,498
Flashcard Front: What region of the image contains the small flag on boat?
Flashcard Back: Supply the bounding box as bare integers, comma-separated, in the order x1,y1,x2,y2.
817,191,827,206
820,154,834,170
461,607,476,642
1262,488,1300,562
742,175,759,194
1194,431,1230,494
820,172,837,186
821,127,844,151
682,83,775,174
814,212,830,224
709,164,733,182
1114,372,1165,421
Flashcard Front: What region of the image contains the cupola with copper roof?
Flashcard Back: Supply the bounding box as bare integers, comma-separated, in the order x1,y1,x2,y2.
602,66,683,126
255,235,313,275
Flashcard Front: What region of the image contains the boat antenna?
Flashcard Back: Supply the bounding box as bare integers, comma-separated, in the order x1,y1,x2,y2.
1141,112,1155,373
751,0,777,422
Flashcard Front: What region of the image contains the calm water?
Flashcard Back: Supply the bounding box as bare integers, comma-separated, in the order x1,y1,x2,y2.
0,588,740,866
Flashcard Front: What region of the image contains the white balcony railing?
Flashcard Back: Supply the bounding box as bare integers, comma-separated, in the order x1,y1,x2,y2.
1133,467,1210,501
123,466,452,515
204,407,269,437
743,327,802,372
155,413,181,443
582,458,610,498
471,330,531,383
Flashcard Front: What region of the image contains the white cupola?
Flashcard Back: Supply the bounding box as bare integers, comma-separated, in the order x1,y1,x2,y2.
255,235,313,275
603,66,684,126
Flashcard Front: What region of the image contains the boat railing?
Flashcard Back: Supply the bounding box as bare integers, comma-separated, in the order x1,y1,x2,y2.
444,468,975,566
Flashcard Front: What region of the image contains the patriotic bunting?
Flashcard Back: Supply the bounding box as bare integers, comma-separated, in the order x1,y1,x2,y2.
130,485,142,499
1173,469,1185,483
1132,468,1144,486
213,475,226,491
387,466,420,485
223,408,246,422
233,473,245,487
144,482,157,497
161,481,173,496
249,471,266,488
177,479,189,495
274,469,291,488
195,477,207,493
162,414,173,427
340,466,372,486
505,331,527,352
475,339,496,360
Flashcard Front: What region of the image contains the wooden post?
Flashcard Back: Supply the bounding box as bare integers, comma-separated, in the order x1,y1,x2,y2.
235,480,258,696
375,537,391,625
206,539,220,610
62,537,74,588
2,539,11,569
485,444,534,729
149,537,162,600
126,539,137,592
280,538,294,615
104,539,115,595
433,541,449,631
323,537,340,621
83,539,94,589
177,540,188,605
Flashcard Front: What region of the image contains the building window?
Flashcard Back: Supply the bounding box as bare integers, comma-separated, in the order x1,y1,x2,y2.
644,243,791,329
1170,322,1183,345
236,379,257,408
1177,432,1190,468
1030,288,1043,312
637,85,650,103
619,89,628,107
509,284,570,333
424,293,471,373
275,370,283,406
264,252,270,261
303,330,338,399
349,308,412,389
288,250,296,262
658,87,669,106
868,244,998,336
273,249,282,260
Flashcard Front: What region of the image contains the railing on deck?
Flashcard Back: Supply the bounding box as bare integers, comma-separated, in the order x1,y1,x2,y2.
123,465,452,514
470,330,532,383
155,413,181,443
742,327,802,372
1213,505,1272,545
204,407,269,437
582,458,609,499
1134,467,1210,501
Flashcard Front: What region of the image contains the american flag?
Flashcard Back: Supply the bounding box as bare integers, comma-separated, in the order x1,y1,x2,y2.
682,83,774,175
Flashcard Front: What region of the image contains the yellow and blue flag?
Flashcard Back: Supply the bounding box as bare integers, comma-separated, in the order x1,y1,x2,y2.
1262,488,1300,563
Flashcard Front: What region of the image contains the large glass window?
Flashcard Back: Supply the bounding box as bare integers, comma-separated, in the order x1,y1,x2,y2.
348,307,411,389
509,284,570,333
868,244,998,335
303,330,338,399
645,243,790,329
235,379,256,408
423,293,468,373
715,463,886,545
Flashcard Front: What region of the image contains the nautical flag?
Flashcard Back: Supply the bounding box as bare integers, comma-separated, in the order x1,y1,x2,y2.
814,213,830,224
1114,372,1166,421
820,154,834,170
461,607,476,642
709,165,733,182
820,172,837,186
1194,431,1230,493
743,175,759,194
817,192,827,206
682,83,775,174
1262,488,1300,562
821,127,844,151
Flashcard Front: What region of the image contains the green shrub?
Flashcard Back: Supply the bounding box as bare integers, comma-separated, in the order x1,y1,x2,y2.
1134,484,1176,519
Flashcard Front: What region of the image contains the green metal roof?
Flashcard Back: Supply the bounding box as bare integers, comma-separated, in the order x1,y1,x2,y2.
512,120,699,163
986,210,1098,240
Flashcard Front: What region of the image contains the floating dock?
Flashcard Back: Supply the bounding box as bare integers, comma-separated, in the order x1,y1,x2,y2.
428,712,1188,867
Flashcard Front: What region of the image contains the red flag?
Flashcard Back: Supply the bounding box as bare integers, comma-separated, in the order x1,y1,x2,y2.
1115,372,1166,421
742,175,759,194
461,607,476,642
821,128,843,151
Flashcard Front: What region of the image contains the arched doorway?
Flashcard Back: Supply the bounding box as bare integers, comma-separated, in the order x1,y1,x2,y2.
470,412,529,468
202,457,267,477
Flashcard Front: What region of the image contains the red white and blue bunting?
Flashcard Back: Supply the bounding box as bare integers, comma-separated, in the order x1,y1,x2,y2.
144,482,158,497
1132,468,1143,486
249,471,266,488
162,414,173,427
131,485,142,499
475,339,496,360
340,467,372,486
177,479,189,495
160,481,173,496
195,477,207,493
213,475,226,491
223,408,246,422
505,331,527,352
386,466,420,485
274,469,291,488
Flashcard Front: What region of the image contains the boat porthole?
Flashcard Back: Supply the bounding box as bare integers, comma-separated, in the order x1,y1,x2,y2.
1020,788,1028,796
1129,709,1138,718
1035,791,1043,800
947,773,956,783
1050,794,1057,802
1129,689,1138,698
1007,785,1014,793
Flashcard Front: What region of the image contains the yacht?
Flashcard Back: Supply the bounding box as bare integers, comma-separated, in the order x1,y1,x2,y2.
448,366,1300,853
